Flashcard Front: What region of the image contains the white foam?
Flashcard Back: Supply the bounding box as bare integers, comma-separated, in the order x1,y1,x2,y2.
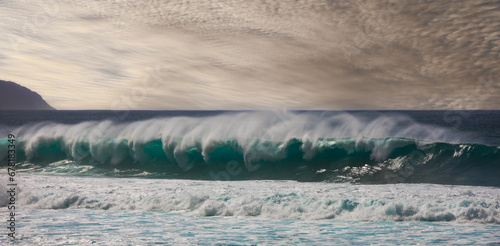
5,173,500,223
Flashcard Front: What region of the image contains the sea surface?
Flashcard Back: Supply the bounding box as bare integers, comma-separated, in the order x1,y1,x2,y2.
1,110,499,245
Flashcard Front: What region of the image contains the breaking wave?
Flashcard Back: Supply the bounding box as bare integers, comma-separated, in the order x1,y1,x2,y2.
0,112,498,186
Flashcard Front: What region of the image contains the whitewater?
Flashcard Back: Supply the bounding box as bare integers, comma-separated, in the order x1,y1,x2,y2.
1,110,500,244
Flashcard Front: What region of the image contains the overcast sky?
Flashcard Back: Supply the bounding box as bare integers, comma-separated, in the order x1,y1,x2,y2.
1,0,499,110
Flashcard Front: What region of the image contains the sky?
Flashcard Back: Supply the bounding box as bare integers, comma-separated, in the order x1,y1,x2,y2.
0,0,499,110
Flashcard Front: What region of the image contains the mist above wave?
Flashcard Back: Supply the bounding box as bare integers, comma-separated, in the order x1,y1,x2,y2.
1,111,468,164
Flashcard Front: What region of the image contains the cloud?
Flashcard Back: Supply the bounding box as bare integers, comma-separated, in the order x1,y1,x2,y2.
0,0,499,109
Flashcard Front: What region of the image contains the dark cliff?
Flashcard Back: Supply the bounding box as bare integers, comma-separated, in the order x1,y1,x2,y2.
0,80,55,110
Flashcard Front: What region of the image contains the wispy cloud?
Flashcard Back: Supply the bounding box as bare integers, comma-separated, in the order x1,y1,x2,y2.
1,0,498,109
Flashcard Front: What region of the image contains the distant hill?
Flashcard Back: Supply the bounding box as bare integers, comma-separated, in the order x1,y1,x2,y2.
0,80,55,110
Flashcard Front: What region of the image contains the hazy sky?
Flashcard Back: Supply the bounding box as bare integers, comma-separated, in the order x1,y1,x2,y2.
1,0,499,110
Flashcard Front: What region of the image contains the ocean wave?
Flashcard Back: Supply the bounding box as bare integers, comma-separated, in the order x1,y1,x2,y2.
0,112,498,185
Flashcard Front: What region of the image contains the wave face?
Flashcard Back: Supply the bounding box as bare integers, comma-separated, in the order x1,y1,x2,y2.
1,112,499,186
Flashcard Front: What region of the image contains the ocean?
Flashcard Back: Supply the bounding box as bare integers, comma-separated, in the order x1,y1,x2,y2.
1,110,499,245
